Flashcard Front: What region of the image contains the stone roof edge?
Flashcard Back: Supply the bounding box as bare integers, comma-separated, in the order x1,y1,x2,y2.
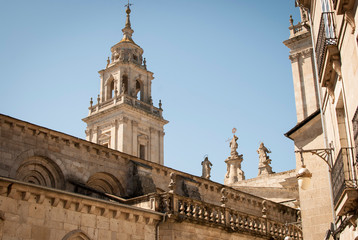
0,176,164,221
284,109,320,140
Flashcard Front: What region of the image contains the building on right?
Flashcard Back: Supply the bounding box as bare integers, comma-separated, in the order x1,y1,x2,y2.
284,0,358,239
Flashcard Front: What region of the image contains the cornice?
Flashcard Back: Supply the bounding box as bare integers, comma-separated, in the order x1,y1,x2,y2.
83,102,169,125
0,176,163,223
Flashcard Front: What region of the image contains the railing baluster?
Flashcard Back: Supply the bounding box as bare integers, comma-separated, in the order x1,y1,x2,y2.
179,200,185,215
186,201,192,217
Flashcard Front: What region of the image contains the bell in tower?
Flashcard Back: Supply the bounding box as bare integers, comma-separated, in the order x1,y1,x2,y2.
83,4,168,165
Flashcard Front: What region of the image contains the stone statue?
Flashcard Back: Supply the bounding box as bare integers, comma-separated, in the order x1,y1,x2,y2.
113,51,119,61
201,156,212,179
106,57,110,67
224,131,245,185
168,172,176,193
121,82,125,95
257,142,273,176
230,135,239,157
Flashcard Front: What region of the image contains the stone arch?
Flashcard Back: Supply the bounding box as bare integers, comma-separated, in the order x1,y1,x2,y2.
86,172,124,196
105,75,115,100
135,79,143,101
62,230,91,240
16,155,65,189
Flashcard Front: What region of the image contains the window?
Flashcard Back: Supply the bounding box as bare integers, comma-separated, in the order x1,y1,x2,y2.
136,80,142,100
110,81,114,99
140,144,145,159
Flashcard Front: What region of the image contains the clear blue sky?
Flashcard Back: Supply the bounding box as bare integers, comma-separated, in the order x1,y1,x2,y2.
0,0,301,183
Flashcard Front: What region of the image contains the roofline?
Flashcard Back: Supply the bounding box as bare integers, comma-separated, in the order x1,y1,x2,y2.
284,109,320,140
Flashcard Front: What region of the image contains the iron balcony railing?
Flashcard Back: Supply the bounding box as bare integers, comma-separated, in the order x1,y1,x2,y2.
331,147,357,206
315,12,338,79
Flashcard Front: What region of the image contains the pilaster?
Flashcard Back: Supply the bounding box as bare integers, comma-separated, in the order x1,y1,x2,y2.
132,120,138,156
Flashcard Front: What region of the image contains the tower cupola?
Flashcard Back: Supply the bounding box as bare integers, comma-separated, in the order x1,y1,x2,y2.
109,4,145,72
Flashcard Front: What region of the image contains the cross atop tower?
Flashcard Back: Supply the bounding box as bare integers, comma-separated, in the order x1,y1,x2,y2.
124,0,132,9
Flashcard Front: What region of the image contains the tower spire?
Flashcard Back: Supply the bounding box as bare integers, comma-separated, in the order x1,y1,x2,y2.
120,1,135,44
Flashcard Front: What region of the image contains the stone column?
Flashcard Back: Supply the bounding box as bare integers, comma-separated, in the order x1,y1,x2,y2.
117,116,128,153
224,155,244,185
224,134,245,185
159,131,164,165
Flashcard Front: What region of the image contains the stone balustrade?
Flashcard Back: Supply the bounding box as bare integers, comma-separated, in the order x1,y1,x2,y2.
158,193,302,240
89,94,162,118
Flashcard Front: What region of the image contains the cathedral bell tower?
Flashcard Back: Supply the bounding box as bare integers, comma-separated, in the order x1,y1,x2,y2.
83,5,168,165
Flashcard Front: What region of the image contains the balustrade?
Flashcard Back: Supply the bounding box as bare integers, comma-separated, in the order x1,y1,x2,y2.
160,193,302,239
89,94,162,117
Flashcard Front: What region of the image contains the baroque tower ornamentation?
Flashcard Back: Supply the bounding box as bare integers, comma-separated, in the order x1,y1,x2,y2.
83,5,168,164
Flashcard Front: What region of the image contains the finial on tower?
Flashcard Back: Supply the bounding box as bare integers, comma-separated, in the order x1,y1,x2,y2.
289,15,294,26
120,0,135,44
124,0,133,28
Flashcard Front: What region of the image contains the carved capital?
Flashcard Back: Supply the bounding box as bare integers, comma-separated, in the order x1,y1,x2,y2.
111,119,117,127
302,48,313,58
149,127,156,134
118,116,128,124
85,129,92,137
289,52,301,62
132,120,138,127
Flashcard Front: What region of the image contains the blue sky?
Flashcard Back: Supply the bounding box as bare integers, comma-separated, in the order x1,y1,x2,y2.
0,0,301,183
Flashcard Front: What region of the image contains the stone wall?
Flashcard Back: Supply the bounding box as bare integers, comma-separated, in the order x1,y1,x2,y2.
0,177,162,240
0,113,302,239
231,170,298,206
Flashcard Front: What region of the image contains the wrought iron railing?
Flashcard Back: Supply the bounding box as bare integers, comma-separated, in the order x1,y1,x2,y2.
331,147,357,206
315,12,338,79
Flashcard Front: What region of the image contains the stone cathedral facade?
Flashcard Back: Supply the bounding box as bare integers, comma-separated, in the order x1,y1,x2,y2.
0,5,304,240
4,1,357,239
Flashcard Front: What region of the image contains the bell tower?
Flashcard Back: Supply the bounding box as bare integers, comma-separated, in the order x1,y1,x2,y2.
83,4,168,165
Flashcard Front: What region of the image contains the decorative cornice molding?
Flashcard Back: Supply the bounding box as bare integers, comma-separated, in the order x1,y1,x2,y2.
0,177,162,224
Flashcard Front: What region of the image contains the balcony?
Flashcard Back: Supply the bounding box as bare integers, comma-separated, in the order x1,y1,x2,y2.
331,147,358,216
315,12,340,91
295,0,312,9
88,94,163,119
333,0,355,15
